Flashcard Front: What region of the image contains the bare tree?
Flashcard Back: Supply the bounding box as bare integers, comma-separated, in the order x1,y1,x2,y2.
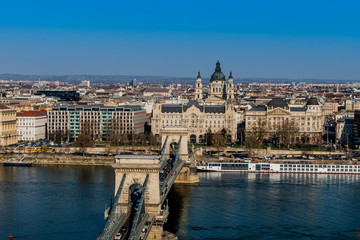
277,119,299,148
80,120,98,141
301,133,311,145
105,144,112,156
75,134,94,156
149,133,160,146
244,131,258,157
135,133,147,145
245,118,268,147
253,118,268,144
54,130,65,144
106,116,126,145
237,122,245,146
119,134,129,146
212,132,225,158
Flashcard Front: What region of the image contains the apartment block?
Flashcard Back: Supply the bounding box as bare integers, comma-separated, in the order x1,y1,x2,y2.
47,105,147,141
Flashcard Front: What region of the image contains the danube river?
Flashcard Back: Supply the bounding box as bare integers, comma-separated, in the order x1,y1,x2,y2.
1,166,360,239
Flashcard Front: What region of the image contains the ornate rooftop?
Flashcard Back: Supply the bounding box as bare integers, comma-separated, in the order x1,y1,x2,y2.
210,60,226,82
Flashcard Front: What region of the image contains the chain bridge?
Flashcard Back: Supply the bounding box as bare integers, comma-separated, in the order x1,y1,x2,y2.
97,127,197,240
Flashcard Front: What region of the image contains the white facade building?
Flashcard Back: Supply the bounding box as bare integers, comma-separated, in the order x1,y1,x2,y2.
81,80,90,87
17,111,47,141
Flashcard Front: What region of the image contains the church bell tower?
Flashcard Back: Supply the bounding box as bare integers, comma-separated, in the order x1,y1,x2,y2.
195,71,203,100
227,71,234,100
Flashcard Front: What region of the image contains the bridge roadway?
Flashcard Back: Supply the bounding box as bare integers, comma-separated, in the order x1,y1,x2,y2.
97,135,186,240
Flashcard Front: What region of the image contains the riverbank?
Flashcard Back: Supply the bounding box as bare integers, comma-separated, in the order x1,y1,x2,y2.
0,153,114,166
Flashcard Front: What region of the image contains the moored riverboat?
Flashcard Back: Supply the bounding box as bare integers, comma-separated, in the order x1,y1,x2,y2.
197,162,360,174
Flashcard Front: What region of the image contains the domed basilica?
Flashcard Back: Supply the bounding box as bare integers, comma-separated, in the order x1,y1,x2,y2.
151,61,237,144
195,60,234,103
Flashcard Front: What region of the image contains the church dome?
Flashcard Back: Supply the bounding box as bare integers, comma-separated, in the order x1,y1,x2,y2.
210,60,226,82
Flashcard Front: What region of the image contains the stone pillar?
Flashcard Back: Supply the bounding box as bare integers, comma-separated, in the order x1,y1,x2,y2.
147,224,163,240
112,155,162,216
179,135,189,162
160,126,189,162
174,167,199,183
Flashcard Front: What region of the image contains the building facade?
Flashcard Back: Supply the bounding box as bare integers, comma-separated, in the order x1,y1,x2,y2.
336,117,354,145
345,99,360,112
245,98,325,144
0,105,18,146
143,88,171,97
47,105,147,141
80,80,90,87
354,110,360,145
152,61,238,144
17,110,47,141
151,100,237,143
195,61,234,102
323,101,339,116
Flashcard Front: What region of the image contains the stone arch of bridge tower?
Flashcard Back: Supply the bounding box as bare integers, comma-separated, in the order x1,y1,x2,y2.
114,169,161,216
160,127,189,162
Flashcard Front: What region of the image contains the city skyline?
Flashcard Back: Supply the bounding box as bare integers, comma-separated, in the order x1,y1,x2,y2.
1,0,360,79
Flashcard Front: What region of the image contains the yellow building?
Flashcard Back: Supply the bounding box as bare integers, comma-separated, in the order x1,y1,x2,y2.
323,101,339,116
245,98,325,144
152,61,238,143
0,105,18,146
152,100,237,143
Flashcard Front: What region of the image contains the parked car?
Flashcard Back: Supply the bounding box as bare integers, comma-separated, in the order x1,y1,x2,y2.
244,158,252,163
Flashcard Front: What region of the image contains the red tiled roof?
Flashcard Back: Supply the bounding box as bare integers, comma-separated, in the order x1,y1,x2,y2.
16,110,47,117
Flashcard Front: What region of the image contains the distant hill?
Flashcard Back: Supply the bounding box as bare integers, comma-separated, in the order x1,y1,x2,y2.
0,74,194,84
0,73,358,84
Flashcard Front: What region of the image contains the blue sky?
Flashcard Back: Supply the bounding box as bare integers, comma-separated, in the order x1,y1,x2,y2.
0,0,360,79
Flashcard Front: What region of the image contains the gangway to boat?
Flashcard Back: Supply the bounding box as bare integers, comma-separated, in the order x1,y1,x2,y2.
3,154,32,167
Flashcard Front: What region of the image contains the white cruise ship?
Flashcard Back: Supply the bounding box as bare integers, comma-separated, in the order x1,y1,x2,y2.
197,162,360,174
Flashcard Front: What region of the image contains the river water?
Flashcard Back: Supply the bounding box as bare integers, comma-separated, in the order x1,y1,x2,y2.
1,166,360,239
